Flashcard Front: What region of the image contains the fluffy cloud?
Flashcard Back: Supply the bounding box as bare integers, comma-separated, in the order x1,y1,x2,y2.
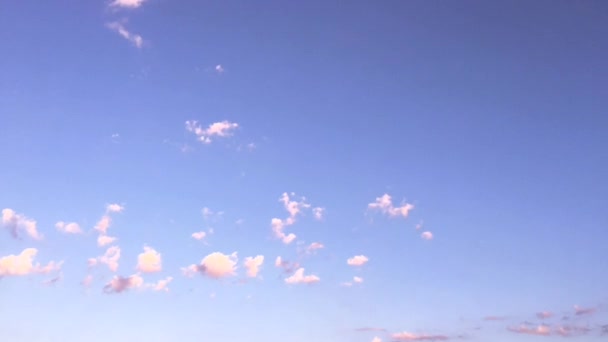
103,274,144,294
244,255,264,278
0,248,61,276
94,215,112,235
285,268,320,284
106,21,144,48
109,0,146,8
1,208,42,240
191,231,207,240
136,246,162,273
183,252,237,278
90,246,121,272
98,235,117,247
391,332,449,341
368,194,414,218
106,203,125,213
55,221,82,234
185,120,239,144
347,255,369,266
421,231,433,240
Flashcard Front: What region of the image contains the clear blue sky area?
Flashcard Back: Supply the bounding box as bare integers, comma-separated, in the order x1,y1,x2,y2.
1,1,607,341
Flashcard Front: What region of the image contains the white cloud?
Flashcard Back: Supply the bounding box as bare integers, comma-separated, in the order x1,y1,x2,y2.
285,268,320,285
368,194,414,218
306,242,324,253
421,231,433,240
215,64,224,73
97,235,118,247
191,231,207,240
312,207,325,220
271,192,320,244
244,255,264,278
183,252,237,279
1,208,42,240
106,21,144,48
103,274,144,294
136,246,162,273
106,203,125,213
109,0,147,9
347,255,369,266
55,221,82,234
94,215,112,235
185,120,239,144
275,256,283,267
0,248,61,276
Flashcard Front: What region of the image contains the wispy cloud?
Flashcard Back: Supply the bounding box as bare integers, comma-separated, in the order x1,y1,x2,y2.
305,242,325,254
185,120,239,144
106,21,144,48
152,276,173,292
537,311,554,319
244,255,264,278
109,0,147,9
421,231,433,240
368,194,414,218
507,325,550,336
391,332,450,341
0,248,61,276
574,305,596,316
284,268,320,284
1,208,42,240
182,252,238,279
55,221,82,234
103,274,143,294
191,231,207,241
106,203,125,213
136,246,162,273
355,327,387,332
347,255,369,267
275,256,300,274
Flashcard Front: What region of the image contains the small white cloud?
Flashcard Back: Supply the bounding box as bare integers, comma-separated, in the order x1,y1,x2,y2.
191,231,207,241
215,64,224,73
244,255,264,278
81,274,93,287
106,203,125,213
368,194,414,218
97,235,117,247
136,246,162,273
421,231,433,240
312,207,325,220
109,0,147,8
347,255,369,267
106,21,144,48
1,208,42,240
185,120,239,144
284,268,320,285
354,276,364,283
306,242,324,253
55,221,82,234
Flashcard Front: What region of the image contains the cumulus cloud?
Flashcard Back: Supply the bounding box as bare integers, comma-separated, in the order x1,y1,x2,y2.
421,231,433,240
347,255,369,266
0,248,61,276
191,231,207,241
103,274,144,294
136,246,162,273
106,203,125,213
185,120,239,144
271,192,320,244
391,332,449,341
1,208,42,240
306,242,324,253
97,235,117,247
271,218,296,244
106,21,144,48
183,252,237,279
284,268,320,284
244,255,264,278
55,221,82,234
274,256,300,274
507,325,550,336
353,276,364,283
91,246,121,272
368,194,414,218
109,0,147,9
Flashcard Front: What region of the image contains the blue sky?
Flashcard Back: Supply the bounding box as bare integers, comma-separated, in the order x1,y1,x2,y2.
1,0,607,341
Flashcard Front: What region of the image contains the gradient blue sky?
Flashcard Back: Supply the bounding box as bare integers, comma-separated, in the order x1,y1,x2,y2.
1,1,607,341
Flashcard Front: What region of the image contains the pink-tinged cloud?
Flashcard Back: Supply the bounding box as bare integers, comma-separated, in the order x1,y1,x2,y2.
106,203,125,213
285,267,320,284
421,231,433,240
274,256,300,274
507,325,550,336
136,246,162,273
81,275,93,287
244,255,264,278
271,217,297,244
391,332,449,341
55,221,82,234
94,215,112,235
574,305,596,316
183,252,238,278
555,325,591,337
415,221,423,230
313,207,325,220
103,274,144,294
192,231,207,240
1,208,43,240
152,277,173,292
347,255,369,266
537,311,553,319
368,194,414,218
0,248,61,276
97,235,117,247
109,0,146,9
91,246,121,272
106,21,143,48
185,120,239,144
353,276,364,283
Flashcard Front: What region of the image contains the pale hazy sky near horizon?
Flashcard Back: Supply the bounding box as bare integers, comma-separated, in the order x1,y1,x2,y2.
1,1,607,341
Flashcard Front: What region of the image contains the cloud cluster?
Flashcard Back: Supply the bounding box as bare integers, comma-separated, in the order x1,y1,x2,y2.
368,194,414,218
110,0,147,9
185,120,239,144
244,255,264,278
0,248,61,276
271,192,323,244
2,208,42,240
